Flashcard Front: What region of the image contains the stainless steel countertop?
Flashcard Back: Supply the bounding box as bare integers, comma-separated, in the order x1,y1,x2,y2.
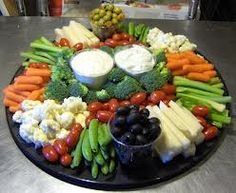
0,17,235,193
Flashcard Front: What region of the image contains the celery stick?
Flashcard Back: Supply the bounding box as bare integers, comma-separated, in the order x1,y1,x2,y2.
176,87,222,96
30,42,63,53
208,77,221,85
174,76,224,95
176,93,225,112
40,36,55,46
20,52,55,65
212,83,224,89
212,121,223,128
34,51,56,62
210,113,231,124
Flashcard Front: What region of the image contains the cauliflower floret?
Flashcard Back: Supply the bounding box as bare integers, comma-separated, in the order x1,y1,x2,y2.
33,127,49,148
75,113,87,128
55,128,70,139
83,111,90,117
12,110,23,123
59,112,74,129
22,116,39,126
19,123,38,143
21,100,41,111
62,96,87,114
40,119,60,139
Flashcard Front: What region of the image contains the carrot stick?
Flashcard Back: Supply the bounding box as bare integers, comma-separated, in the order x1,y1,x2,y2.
187,72,211,82
13,83,41,91
183,64,214,73
15,75,44,85
27,88,44,100
42,76,50,84
172,69,188,76
166,58,190,70
9,105,21,113
203,70,217,78
166,53,183,60
26,68,51,77
185,53,206,64
38,95,44,102
3,97,19,107
4,90,25,103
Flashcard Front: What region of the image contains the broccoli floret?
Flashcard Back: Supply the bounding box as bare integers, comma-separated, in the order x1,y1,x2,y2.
107,67,126,83
153,48,166,63
44,80,69,102
102,81,116,97
96,89,111,102
114,76,143,99
83,91,98,104
51,65,74,85
139,63,171,93
69,81,88,97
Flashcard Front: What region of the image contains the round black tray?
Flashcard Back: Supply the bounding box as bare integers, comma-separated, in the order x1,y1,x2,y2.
6,59,230,190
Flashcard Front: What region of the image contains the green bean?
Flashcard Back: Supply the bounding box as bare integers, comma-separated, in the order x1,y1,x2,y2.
89,119,99,153
82,129,93,162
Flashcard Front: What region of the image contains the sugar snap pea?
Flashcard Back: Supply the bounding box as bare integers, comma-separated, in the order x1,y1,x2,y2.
91,159,99,179
100,146,109,161
89,119,99,153
109,159,116,173
101,124,112,147
109,146,116,159
101,162,109,175
82,129,92,162
95,149,105,166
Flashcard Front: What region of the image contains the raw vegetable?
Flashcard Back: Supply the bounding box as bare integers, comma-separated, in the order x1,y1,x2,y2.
128,22,135,36
96,90,111,101
82,129,93,162
88,119,99,153
69,81,89,97
107,67,126,83
51,65,75,85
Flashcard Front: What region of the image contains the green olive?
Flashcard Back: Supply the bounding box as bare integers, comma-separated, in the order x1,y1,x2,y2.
98,18,105,26
105,21,112,27
103,14,111,21
112,13,118,18
99,9,106,17
117,13,125,21
94,21,99,26
111,18,118,25
94,8,100,14
93,14,100,21
106,11,112,17
106,4,114,11
113,7,122,14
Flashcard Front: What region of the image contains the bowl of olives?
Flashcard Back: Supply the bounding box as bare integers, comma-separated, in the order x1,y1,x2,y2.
89,3,125,40
109,105,162,168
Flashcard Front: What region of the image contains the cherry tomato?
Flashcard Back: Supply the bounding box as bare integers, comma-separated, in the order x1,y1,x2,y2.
130,92,147,105
88,102,103,113
120,40,130,46
104,39,118,48
91,42,101,48
85,113,96,128
73,43,83,51
96,110,113,123
60,153,72,167
147,102,155,106
165,95,176,101
128,36,135,43
162,99,170,106
196,116,208,128
203,126,218,141
149,91,166,104
71,123,83,135
54,41,61,47
66,133,78,149
112,33,122,41
141,100,148,106
119,100,131,107
102,102,110,110
192,106,209,117
120,32,130,40
161,84,176,95
53,139,68,156
109,98,119,112
59,38,70,47
99,42,105,47
42,145,59,163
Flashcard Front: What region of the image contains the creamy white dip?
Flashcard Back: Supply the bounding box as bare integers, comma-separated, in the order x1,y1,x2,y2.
70,49,114,77
114,45,155,75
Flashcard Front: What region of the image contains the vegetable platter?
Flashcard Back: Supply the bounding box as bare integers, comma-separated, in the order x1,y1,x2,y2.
3,3,232,190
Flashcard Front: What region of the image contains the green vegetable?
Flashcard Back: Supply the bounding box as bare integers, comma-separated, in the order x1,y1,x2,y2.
128,22,135,36
102,81,116,97
89,119,99,153
208,77,221,85
100,147,109,161
30,42,64,53
212,83,224,89
83,91,98,104
82,129,93,162
210,113,231,124
109,159,116,173
139,26,147,41
101,163,109,175
134,23,145,38
176,93,225,112
176,87,222,97
174,76,224,95
98,124,112,147
91,159,99,179
70,129,86,169
107,67,126,83
99,46,114,57
33,51,56,62
114,76,143,99
141,26,149,43
152,48,166,63
95,149,105,166
96,89,111,102
212,121,223,128
139,63,171,93
69,81,89,97
40,36,55,46
109,146,116,158
20,52,55,65
191,94,232,104
44,80,69,102
51,65,74,85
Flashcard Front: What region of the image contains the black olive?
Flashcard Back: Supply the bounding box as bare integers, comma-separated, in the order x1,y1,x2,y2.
142,128,149,136
116,106,130,116
135,135,148,145
149,117,160,125
130,123,143,135
148,124,161,140
140,108,150,117
129,104,139,111
120,132,135,145
129,108,139,115
111,126,124,138
139,114,149,126
113,116,126,126
126,112,141,125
